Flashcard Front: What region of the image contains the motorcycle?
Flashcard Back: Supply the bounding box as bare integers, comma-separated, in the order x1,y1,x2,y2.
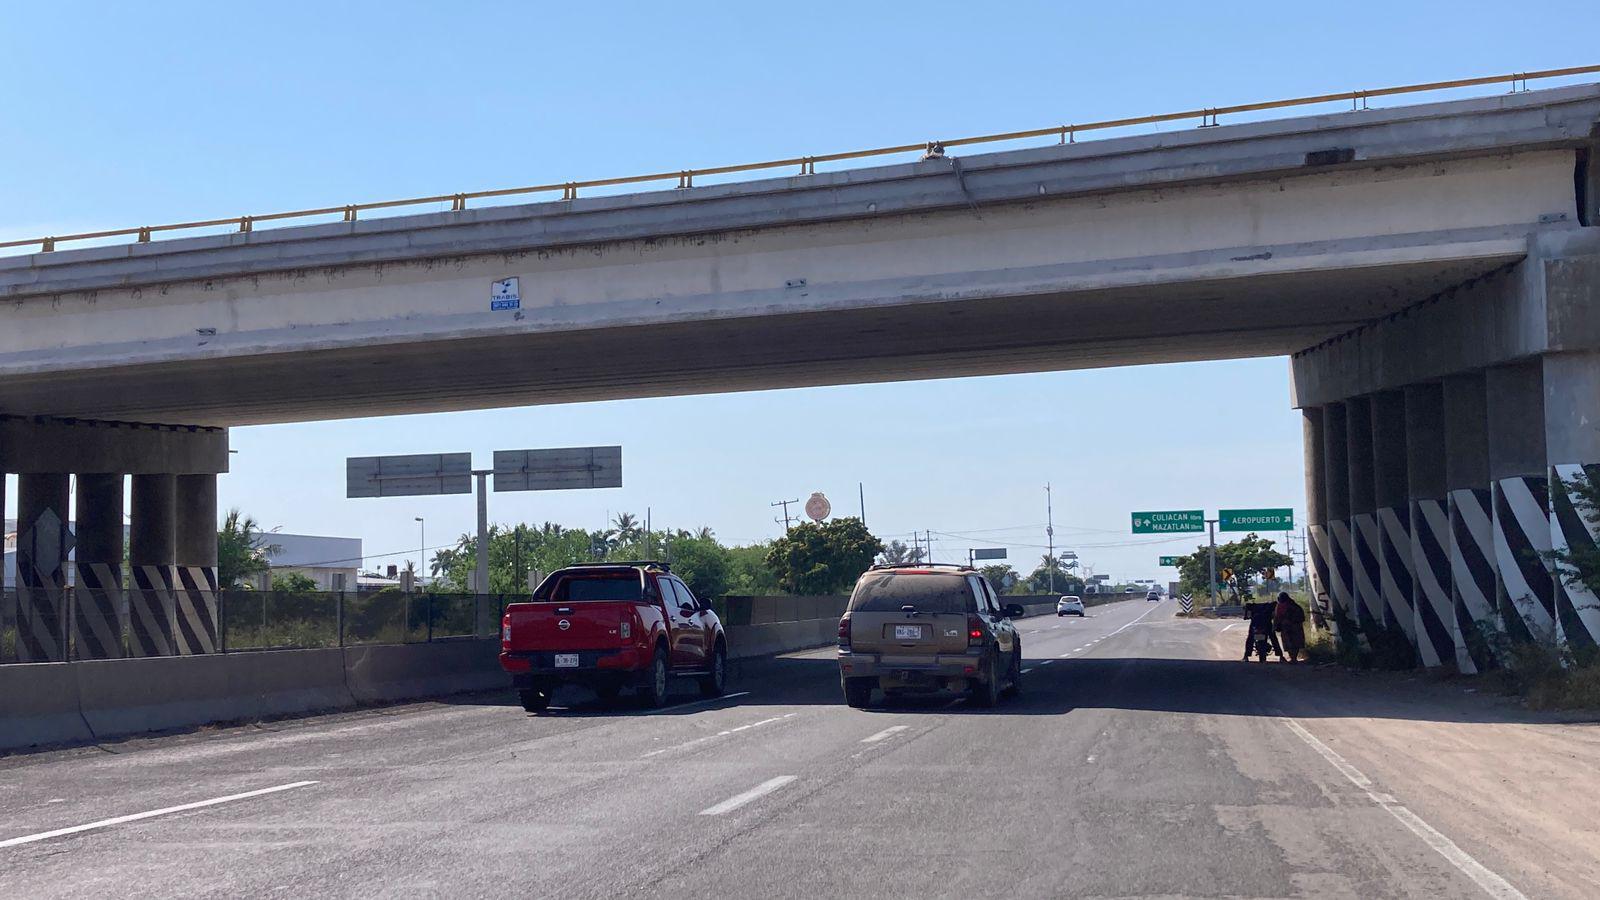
1247,623,1275,663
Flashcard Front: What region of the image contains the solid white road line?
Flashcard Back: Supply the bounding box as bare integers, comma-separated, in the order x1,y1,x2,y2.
1039,659,1053,666
0,781,319,849
699,776,798,816
1282,719,1526,900
1021,667,1034,674
861,725,910,743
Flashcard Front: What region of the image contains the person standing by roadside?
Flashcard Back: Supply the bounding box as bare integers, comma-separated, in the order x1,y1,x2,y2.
1274,591,1306,663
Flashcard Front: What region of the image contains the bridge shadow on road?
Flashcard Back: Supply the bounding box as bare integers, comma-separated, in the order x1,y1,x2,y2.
440,651,1593,726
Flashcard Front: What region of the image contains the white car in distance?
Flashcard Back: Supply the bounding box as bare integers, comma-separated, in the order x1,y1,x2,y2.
1057,596,1085,617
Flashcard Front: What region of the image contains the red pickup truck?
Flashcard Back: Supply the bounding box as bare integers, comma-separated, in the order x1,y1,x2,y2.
500,561,727,712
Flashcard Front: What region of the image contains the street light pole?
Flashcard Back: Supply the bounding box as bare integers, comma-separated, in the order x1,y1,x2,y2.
415,517,424,590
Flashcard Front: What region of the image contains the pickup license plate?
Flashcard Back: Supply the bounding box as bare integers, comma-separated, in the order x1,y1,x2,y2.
554,653,579,668
894,625,923,641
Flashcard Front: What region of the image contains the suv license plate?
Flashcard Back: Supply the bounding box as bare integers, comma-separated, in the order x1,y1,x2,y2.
554,653,579,668
894,625,922,640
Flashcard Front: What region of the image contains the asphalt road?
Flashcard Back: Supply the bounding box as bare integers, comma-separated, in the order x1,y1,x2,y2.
2,598,1594,898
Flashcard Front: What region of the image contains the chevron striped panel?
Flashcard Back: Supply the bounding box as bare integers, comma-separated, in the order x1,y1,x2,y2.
73,561,125,660
1410,498,1456,668
16,521,68,664
1308,524,1331,622
130,564,175,658
1377,506,1416,643
1327,519,1362,647
1549,464,1600,653
1352,512,1386,633
1449,487,1497,673
1492,475,1555,645
175,566,219,655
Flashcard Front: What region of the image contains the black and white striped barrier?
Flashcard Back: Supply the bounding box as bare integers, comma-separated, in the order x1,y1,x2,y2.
1410,498,1456,668
74,562,125,660
1448,487,1497,673
1178,594,1193,614
1550,464,1600,653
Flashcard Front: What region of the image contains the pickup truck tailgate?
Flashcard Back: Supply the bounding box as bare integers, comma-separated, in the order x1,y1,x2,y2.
505,601,634,652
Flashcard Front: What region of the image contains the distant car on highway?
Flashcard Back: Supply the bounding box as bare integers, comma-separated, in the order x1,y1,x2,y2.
1146,590,1161,602
500,561,726,712
1057,596,1085,616
837,564,1024,708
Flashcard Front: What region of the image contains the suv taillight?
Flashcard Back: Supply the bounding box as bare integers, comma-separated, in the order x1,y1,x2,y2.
967,614,985,647
837,615,852,650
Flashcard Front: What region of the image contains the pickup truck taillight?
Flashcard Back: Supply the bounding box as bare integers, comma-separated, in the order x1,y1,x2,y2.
967,614,985,647
620,619,631,639
501,613,512,646
837,615,852,650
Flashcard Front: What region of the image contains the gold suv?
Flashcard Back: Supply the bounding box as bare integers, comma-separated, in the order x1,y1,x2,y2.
836,564,1024,708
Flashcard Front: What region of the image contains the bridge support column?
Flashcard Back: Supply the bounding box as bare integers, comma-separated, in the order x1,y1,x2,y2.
1371,391,1416,660
1346,398,1384,646
1544,350,1600,658
1444,373,1496,673
16,474,72,662
74,474,126,660
1303,408,1332,626
1406,383,1455,668
130,474,177,658
1322,402,1358,648
175,474,219,655
1485,361,1557,648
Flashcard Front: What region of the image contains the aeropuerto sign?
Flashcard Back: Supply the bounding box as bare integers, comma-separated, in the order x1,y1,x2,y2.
1218,508,1294,531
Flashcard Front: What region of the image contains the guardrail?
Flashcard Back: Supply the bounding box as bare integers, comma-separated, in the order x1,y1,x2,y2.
3,65,1596,256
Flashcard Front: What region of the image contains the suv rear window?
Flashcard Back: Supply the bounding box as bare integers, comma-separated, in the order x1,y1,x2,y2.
541,573,644,602
849,573,974,614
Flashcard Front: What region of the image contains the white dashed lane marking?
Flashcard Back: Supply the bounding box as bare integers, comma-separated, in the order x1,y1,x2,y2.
699,776,798,816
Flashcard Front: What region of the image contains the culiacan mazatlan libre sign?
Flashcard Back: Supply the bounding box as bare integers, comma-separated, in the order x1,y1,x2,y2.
1130,511,1205,534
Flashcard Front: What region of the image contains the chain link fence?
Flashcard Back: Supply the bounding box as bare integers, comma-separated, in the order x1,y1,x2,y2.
0,588,505,663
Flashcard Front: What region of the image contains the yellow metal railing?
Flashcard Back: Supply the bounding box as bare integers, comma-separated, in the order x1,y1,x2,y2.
5,65,1599,255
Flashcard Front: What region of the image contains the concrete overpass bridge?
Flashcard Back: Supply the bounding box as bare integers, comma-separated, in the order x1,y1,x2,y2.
2,78,1599,672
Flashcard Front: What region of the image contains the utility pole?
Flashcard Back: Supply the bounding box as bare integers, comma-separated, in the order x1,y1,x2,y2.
1046,483,1056,594
1207,517,1219,606
859,482,866,527
771,498,798,532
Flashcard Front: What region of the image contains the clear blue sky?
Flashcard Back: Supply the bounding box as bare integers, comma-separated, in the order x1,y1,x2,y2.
4,2,1597,581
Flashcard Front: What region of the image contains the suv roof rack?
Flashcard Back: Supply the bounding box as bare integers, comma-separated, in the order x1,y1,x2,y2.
579,559,670,571
868,562,975,572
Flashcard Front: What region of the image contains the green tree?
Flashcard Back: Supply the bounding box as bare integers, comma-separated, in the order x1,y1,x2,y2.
270,571,318,594
1173,533,1292,598
217,509,280,589
765,517,884,595
979,564,1021,593
725,543,783,595
662,533,731,600
1025,554,1082,594
877,539,924,565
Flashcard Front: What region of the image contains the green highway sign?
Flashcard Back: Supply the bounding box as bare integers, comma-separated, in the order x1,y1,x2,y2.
1159,556,1182,566
1131,510,1205,534
1218,508,1295,532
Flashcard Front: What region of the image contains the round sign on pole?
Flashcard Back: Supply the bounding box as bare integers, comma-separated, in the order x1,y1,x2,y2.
804,492,831,522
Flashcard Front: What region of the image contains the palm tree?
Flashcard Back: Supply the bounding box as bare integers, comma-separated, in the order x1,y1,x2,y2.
611,512,643,542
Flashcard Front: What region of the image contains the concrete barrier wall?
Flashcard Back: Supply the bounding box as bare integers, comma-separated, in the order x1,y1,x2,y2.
1,639,503,754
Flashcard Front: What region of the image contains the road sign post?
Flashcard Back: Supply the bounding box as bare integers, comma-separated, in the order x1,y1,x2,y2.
349,446,622,628
1208,520,1218,607
969,547,1007,568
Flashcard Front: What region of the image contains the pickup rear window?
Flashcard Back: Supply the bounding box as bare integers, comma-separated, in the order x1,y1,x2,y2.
542,573,646,602
848,573,973,614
